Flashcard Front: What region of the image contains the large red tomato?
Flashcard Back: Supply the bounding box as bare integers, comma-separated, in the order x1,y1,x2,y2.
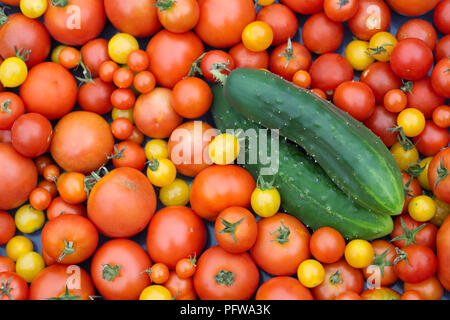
0,92,24,130
194,0,256,48
385,0,439,17
428,148,450,204
390,38,433,81
0,13,51,68
255,277,313,300
360,62,402,104
146,30,204,88
348,0,391,40
104,0,161,38
146,206,206,269
280,0,323,15
19,62,77,120
44,0,105,46
50,111,114,174
88,167,157,238
0,143,37,210
302,12,343,55
437,215,450,291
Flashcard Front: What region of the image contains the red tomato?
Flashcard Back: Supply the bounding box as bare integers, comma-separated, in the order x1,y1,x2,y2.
302,12,343,55
394,244,437,284
428,148,450,204
310,227,345,264
0,13,51,68
164,271,197,300
362,240,398,287
155,0,199,34
104,0,161,37
0,92,25,130
309,53,354,96
59,47,81,69
364,105,398,147
38,180,57,199
110,141,147,171
98,61,119,83
405,77,445,119
46,196,86,220
57,172,87,205
400,173,422,214
0,0,19,5
390,38,433,81
431,58,450,99
413,120,449,157
110,118,134,141
190,165,256,221
280,0,324,15
360,287,401,300
323,0,359,22
91,239,152,300
0,130,11,143
256,277,313,300
360,62,402,104
171,77,212,119
11,113,52,158
333,81,375,121
348,0,391,40
113,68,134,89
229,43,269,70
146,30,204,88
0,143,37,210
0,256,15,273
147,206,206,269
110,88,136,111
0,272,28,300
200,50,235,83
391,214,437,250
433,0,450,34
256,3,298,46
29,187,52,211
269,41,312,81
193,245,259,300
195,0,256,48
77,78,115,115
133,71,156,94
437,215,450,291
126,50,149,73
385,0,439,16
44,0,105,46
0,211,15,245
432,105,450,129
80,38,109,77
88,167,157,238
435,35,450,62
396,19,437,50
404,276,444,300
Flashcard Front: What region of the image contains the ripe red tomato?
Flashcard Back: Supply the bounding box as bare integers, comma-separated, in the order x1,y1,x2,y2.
433,0,450,34
77,78,115,115
348,0,391,40
193,245,259,300
38,180,57,199
406,77,445,119
110,118,134,141
155,0,199,34
57,172,87,205
280,0,324,15
126,50,149,73
110,88,136,111
229,43,269,69
80,38,109,77
256,3,298,46
20,62,77,120
310,227,346,264
46,196,86,220
88,167,157,238
0,211,15,245
432,105,450,129
113,68,134,89
431,58,450,99
396,19,437,50
190,165,256,221
200,50,235,83
133,71,156,94
333,81,375,121
360,287,401,300
360,62,402,104
437,215,450,291
428,148,450,204
44,0,105,46
146,30,204,88
390,38,433,81
269,41,312,81
302,12,343,55
110,141,146,171
385,0,439,16
0,92,25,130
11,113,52,158
404,276,444,300
364,105,398,147
362,240,398,287
413,120,449,157
435,35,450,62
0,256,15,273
391,214,437,250
29,187,52,211
195,0,256,48
255,276,313,300
394,244,437,284
0,0,19,5
0,272,28,300
164,271,197,300
171,77,212,119
98,61,119,83
323,0,359,22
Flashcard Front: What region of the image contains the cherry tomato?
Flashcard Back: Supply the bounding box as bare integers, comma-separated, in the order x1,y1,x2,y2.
111,88,136,111
80,38,109,77
111,118,134,141
164,271,197,300
46,196,86,220
154,0,199,34
11,113,52,158
302,12,343,55
15,251,45,283
147,263,169,285
0,92,25,130
345,40,374,71
367,31,397,62
409,195,436,222
297,260,325,288
406,77,445,119
159,178,190,207
432,106,450,129
208,133,240,165
385,0,439,16
127,50,149,73
324,0,359,22
360,287,401,300
413,120,449,157
394,244,437,284
397,19,437,50
433,0,450,34
99,61,119,83
256,276,313,300
37,180,57,199
391,213,438,251
269,40,312,81
310,227,345,264
348,0,391,40
29,187,51,211
404,275,444,300
175,256,197,279
397,108,426,137
78,78,115,115
384,89,407,113
20,0,47,19
344,239,374,269
0,211,15,245
363,105,398,147
390,38,433,81
256,3,298,46
363,240,398,287
360,61,402,104
251,178,281,218
292,70,311,89
108,33,139,65
111,141,146,171
242,21,274,53
401,290,424,300
428,148,450,204
333,81,375,121
200,50,235,83
133,71,156,94
430,58,450,99
113,68,134,89
390,142,419,171
0,256,15,273
171,77,212,119
435,35,450,62
57,172,87,205
229,43,269,69
0,57,28,88
58,47,81,69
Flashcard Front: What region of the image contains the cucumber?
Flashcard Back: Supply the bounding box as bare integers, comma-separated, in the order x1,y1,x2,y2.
211,84,393,240
223,68,404,216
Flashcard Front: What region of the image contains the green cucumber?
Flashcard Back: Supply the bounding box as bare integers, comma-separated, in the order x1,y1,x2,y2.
211,84,393,240
223,68,404,216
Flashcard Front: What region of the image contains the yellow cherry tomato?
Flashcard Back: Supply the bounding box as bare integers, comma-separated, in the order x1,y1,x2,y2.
397,108,426,137
344,239,374,269
145,139,169,161
146,158,177,188
251,182,281,218
111,107,134,123
208,133,240,165
345,40,375,71
255,0,275,6
242,21,274,52
20,0,47,19
139,285,172,300
297,259,325,288
15,251,45,283
51,45,68,64
14,204,45,234
0,57,28,88
390,142,419,171
417,157,432,191
159,178,190,207
108,33,139,64
431,198,450,227
6,236,34,262
367,32,398,62
408,195,436,222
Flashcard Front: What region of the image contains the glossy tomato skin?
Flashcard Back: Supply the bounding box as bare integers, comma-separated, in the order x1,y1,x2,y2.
44,0,105,46
391,214,437,250
229,43,269,69
435,35,450,62
280,0,323,15
413,120,449,157
323,0,359,22
363,105,398,147
91,239,152,300
190,165,256,221
164,271,197,300
0,272,28,300
0,211,15,245
0,143,37,210
333,81,375,121
270,41,312,81
0,92,24,130
111,141,146,171
46,196,86,220
0,13,51,68
360,62,402,104
429,148,450,204
386,0,439,17
147,206,206,269
406,77,445,119
88,167,157,238
363,240,398,287
29,264,94,300
195,0,256,48
390,38,433,81
77,78,115,115
360,287,401,300
437,215,450,291
200,50,235,83
80,39,109,77
171,77,213,119
394,244,437,284
396,19,437,50
404,276,444,300
348,0,391,40
430,58,450,99
193,245,259,300
433,0,450,34
0,256,15,273
256,4,298,46
256,276,313,300
302,12,343,55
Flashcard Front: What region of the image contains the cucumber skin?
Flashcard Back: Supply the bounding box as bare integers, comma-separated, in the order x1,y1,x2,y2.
211,85,393,241
224,68,404,216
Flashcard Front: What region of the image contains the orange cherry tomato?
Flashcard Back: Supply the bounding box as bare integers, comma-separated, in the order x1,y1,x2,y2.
134,71,156,94
59,47,81,69
113,68,134,88
127,49,150,73
384,89,407,113
111,118,134,140
111,88,136,110
57,172,87,205
292,70,312,89
29,187,52,211
99,61,119,83
42,164,60,183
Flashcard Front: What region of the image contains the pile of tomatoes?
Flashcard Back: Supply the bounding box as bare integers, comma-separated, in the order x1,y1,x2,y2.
0,0,449,301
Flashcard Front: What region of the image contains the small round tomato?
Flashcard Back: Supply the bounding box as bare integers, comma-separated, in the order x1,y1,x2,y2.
428,148,450,204
0,272,28,300
242,21,274,53
229,43,269,69
29,187,51,211
269,40,312,81
413,120,450,157
108,33,139,65
394,244,437,284
363,105,398,147
344,239,374,269
348,0,391,40
310,227,346,264
15,251,44,283
397,108,425,137
433,0,450,34
333,81,375,121
127,50,149,73
20,0,47,18
5,235,33,262
404,275,444,301
432,106,450,129
42,164,60,183
154,0,199,34
175,256,197,279
0,57,28,88
0,256,15,273
111,88,136,111
363,240,398,287
208,133,240,165
367,32,397,62
310,88,327,99
391,214,437,250
11,113,52,158
146,158,177,188
397,19,437,51
57,172,87,205
297,259,325,288
128,126,144,145
133,71,156,94
78,78,115,115
171,77,212,119
324,0,359,22
251,181,281,219
0,92,25,130
292,70,311,89
58,47,81,69
146,263,169,285
99,61,119,83
200,50,235,83
51,45,67,64
384,89,407,113
390,142,419,172
256,3,297,46
113,68,134,89
430,58,450,99
110,118,134,141
46,196,86,220
145,139,169,160
256,276,313,300
406,77,445,119
360,61,402,104
110,141,146,171
14,204,45,234
409,195,436,222
390,38,433,81
80,38,109,77
159,178,190,207
0,211,15,245
34,156,52,177
345,40,374,71
139,285,172,300
302,12,343,55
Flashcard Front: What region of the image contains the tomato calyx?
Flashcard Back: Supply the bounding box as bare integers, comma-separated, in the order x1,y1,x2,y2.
434,156,449,189
391,217,426,247
146,158,160,172
256,175,276,191
279,38,296,68
367,44,393,57
101,264,122,282
387,125,414,151
393,247,412,268
15,46,31,62
371,248,394,279
0,276,14,300
214,270,235,287
188,253,197,267
186,53,205,78
217,216,246,243
75,61,94,85
401,80,413,94
0,99,12,115
84,166,109,197
329,270,342,285
0,7,8,27
47,285,81,300
210,62,230,84
153,0,176,11
403,176,415,198
270,220,290,245
50,0,69,7
107,145,126,160
404,162,425,178
58,239,76,262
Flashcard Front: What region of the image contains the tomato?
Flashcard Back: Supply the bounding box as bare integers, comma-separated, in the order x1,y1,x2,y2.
175,256,197,279
14,204,44,234
171,77,212,119
190,165,256,221
147,206,206,269
435,35,450,62
333,81,375,121
310,227,345,264
431,58,450,99
46,196,86,220
139,285,172,300
42,164,60,183
128,126,144,145
0,0,20,5
363,240,398,287
391,142,419,171
159,179,190,207
404,276,444,300
200,50,235,83
44,0,105,46
385,0,439,16
384,89,407,113
195,0,255,48
0,13,50,68
98,60,119,83
297,260,325,288
311,259,364,300
363,105,398,147
392,214,437,250
251,178,281,218
111,141,146,171
78,78,115,115
344,239,374,269
133,71,156,94
302,12,343,55
394,244,437,284
147,30,204,88
229,43,269,70
432,106,450,129
280,0,323,15
146,158,177,188
88,167,157,238
345,40,374,71
0,56,28,88
250,213,310,276
397,19,437,51
29,187,52,211
429,148,450,204
360,287,401,300
57,172,87,205
15,251,44,283
269,40,312,81
256,3,297,46
112,107,134,124
168,121,217,177
34,155,52,176
256,276,313,300
145,139,169,160
397,108,426,138
311,86,330,98
147,263,169,285
208,133,240,165
0,143,37,210
50,45,66,64
51,111,114,174
80,38,109,77
112,68,134,89
193,245,259,300
413,120,449,157
401,290,423,300
348,0,391,40
323,0,358,22
108,33,139,65
37,180,57,199
433,0,450,34
11,113,52,158
104,0,161,38
390,39,433,81
437,215,450,291
0,92,24,130
0,272,28,300
0,256,15,273
110,88,136,111
309,53,354,96
335,291,363,300
155,0,199,34
241,21,273,53
360,62,402,104
5,235,33,262
367,32,397,62
91,239,152,300
164,271,197,300
292,70,312,88
58,47,81,69
432,195,450,226
406,77,445,119
0,211,15,245
126,50,149,73
416,157,433,191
